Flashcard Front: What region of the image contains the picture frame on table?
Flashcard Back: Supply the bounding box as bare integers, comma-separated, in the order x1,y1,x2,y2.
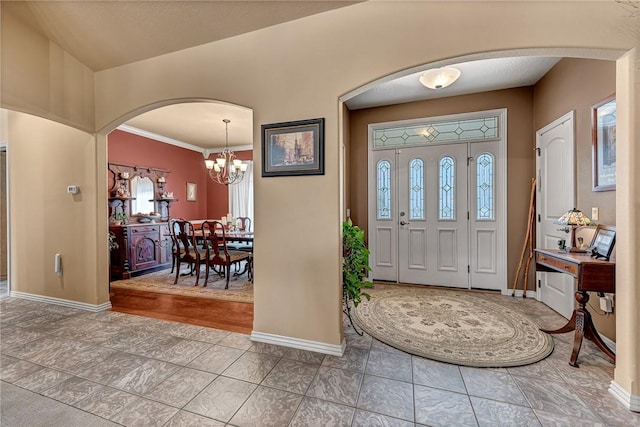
261,118,324,177
589,225,616,261
591,94,616,191
186,182,197,202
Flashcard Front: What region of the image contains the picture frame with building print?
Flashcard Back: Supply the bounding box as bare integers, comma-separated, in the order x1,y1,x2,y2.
261,118,324,177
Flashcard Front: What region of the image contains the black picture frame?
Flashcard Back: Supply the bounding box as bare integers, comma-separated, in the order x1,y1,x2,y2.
261,118,324,177
591,94,616,191
589,225,616,260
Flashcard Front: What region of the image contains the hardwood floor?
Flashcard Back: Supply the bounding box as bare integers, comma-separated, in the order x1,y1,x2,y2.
110,288,253,334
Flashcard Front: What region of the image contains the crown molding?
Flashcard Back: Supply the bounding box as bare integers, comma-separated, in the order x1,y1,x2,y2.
116,125,253,156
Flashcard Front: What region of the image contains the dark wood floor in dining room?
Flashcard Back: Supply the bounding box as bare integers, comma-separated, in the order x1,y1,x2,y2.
110,288,254,334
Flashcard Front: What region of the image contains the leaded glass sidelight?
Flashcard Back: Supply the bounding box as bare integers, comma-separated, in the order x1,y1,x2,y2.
409,159,424,219
377,160,392,219
439,156,455,220
476,153,494,220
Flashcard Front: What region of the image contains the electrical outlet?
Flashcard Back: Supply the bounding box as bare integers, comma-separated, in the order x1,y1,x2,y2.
591,207,599,221
599,296,613,313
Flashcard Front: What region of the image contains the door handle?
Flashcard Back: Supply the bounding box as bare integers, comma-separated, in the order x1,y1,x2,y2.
400,221,410,226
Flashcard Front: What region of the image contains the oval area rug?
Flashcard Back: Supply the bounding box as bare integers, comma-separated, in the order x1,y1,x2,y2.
353,287,553,367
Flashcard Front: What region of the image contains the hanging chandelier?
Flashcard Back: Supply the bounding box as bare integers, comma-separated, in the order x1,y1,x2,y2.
204,119,247,185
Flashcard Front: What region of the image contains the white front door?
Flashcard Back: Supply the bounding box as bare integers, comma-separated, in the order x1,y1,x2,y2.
398,144,469,287
368,110,506,291
371,141,504,290
536,111,576,319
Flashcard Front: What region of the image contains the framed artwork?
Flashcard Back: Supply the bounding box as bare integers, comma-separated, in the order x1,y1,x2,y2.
186,182,197,201
261,118,324,177
592,94,616,191
589,225,616,261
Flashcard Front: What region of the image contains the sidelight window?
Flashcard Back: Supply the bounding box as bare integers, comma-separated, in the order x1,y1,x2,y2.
377,160,392,219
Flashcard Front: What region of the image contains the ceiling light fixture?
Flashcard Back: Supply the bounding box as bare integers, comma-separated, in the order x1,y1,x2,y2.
419,67,461,89
204,119,247,185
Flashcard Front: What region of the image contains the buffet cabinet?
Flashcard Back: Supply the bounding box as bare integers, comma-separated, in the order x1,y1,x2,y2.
110,223,171,280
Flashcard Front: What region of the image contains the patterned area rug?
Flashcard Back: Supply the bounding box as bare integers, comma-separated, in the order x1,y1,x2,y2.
353,286,553,367
110,267,253,303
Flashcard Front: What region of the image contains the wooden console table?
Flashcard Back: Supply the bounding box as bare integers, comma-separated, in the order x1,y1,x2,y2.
535,248,615,367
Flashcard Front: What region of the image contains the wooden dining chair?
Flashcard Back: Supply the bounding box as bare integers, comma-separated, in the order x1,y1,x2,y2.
202,220,251,288
236,217,251,232
173,219,205,286
168,217,186,274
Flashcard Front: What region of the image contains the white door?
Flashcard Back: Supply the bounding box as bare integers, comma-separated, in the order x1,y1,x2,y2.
536,111,575,319
368,110,506,290
398,144,469,287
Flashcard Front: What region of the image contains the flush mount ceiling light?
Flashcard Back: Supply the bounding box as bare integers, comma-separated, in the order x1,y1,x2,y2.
419,67,461,89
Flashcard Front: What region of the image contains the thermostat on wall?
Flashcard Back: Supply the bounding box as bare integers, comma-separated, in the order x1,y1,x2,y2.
67,185,80,194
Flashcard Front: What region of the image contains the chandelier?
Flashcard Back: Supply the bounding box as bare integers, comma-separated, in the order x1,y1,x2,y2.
204,119,247,185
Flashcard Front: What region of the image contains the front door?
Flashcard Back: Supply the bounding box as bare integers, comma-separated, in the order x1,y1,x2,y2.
398,144,469,287
536,112,575,319
370,143,504,290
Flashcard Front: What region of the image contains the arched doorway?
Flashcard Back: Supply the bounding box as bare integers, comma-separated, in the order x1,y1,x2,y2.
100,99,255,333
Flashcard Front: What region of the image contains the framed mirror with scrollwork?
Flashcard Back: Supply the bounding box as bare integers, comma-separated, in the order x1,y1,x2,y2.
107,162,173,221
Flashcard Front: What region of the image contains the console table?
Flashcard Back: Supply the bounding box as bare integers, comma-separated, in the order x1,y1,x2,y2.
535,248,615,367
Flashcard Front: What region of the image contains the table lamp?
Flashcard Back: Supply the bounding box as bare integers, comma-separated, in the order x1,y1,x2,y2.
554,208,596,252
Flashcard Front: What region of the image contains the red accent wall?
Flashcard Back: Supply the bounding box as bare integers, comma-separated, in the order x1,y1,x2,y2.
108,129,253,220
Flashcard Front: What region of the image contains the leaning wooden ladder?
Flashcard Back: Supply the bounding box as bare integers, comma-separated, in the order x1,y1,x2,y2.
512,178,536,297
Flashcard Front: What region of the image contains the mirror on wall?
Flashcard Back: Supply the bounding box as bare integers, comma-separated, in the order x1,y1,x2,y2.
131,176,155,215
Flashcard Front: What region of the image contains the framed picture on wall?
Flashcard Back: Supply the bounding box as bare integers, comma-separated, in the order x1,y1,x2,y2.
261,118,324,177
186,182,197,201
592,94,616,191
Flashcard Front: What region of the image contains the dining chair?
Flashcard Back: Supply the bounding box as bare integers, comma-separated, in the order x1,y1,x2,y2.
168,217,185,274
236,217,251,232
201,220,251,288
173,219,205,286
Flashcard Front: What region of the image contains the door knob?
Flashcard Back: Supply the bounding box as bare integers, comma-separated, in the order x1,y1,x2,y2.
400,221,410,226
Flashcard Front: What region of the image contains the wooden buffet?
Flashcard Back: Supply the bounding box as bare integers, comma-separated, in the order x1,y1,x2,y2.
110,222,172,280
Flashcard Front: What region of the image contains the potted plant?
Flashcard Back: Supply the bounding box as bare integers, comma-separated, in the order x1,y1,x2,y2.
108,231,119,250
109,211,128,226
343,219,373,334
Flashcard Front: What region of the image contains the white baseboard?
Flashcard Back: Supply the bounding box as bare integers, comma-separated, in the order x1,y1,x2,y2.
600,334,616,354
9,291,112,312
501,289,536,298
251,331,346,357
609,380,640,412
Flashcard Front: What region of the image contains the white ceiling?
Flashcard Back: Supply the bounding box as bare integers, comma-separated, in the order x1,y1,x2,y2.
121,102,254,153
5,1,562,151
344,56,562,110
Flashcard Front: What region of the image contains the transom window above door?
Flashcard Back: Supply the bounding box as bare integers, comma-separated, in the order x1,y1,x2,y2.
372,115,499,148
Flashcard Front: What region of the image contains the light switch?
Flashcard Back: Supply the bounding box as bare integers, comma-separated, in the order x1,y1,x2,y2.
591,207,599,221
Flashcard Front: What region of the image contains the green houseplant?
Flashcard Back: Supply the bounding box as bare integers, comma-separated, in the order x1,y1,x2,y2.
109,211,128,225
343,218,373,308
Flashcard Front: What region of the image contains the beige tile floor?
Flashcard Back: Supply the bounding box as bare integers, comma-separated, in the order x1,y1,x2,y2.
1,292,639,427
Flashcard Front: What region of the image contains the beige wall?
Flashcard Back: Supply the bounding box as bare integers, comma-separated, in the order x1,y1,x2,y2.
2,0,640,399
1,5,95,132
7,111,108,305
534,58,617,340
349,88,535,292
